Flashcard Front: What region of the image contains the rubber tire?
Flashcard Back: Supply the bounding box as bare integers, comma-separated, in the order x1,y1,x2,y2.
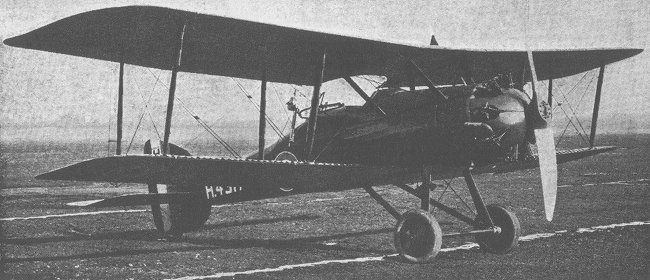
394,209,443,263
475,204,520,254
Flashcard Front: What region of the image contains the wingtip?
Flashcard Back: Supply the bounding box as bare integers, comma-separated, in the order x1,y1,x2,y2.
3,34,33,49
3,36,17,47
35,167,75,181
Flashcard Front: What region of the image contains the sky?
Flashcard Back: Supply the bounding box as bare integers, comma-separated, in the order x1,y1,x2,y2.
1,0,648,145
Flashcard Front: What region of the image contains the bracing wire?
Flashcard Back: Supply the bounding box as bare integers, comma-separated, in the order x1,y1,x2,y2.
553,71,596,146
271,84,291,120
182,115,226,147
175,97,241,158
289,84,309,99
235,79,284,136
143,69,240,158
359,75,383,88
124,70,165,154
570,72,598,136
557,72,593,134
125,111,146,154
552,71,590,114
231,78,285,139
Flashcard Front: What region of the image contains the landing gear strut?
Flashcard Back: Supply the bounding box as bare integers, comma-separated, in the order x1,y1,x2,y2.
364,165,520,263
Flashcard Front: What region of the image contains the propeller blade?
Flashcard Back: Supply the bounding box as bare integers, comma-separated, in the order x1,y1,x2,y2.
526,51,549,130
527,91,549,130
534,128,558,221
526,35,557,221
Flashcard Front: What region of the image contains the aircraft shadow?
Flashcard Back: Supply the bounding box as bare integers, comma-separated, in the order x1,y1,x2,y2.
184,227,394,255
3,216,394,263
1,214,321,245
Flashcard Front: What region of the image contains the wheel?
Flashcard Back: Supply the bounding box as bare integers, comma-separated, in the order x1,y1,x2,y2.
475,204,520,254
394,209,442,263
275,151,298,193
149,183,212,237
145,140,211,237
166,184,212,234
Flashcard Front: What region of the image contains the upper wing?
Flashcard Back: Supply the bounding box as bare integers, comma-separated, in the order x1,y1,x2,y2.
4,6,642,86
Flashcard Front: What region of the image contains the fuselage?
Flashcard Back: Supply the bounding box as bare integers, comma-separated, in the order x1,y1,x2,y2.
255,85,532,173
166,84,536,207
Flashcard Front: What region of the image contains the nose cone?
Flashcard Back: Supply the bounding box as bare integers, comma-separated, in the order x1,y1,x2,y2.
469,89,529,147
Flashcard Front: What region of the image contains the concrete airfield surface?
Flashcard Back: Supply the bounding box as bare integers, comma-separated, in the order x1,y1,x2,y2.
1,134,649,279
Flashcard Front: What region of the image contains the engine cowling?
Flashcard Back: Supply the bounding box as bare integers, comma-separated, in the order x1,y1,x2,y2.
468,88,531,148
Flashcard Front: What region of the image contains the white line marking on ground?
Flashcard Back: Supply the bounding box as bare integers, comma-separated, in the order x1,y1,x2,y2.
167,220,650,280
559,178,649,188
4,179,645,222
0,210,148,221
2,195,369,222
4,178,645,222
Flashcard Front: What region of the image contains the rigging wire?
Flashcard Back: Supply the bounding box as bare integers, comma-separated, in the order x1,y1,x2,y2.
140,69,172,140
289,84,309,100
552,71,595,145
183,115,227,147
271,84,291,120
125,110,146,154
359,75,383,88
555,73,597,145
175,96,241,158
124,70,165,154
570,72,597,136
551,71,590,114
448,180,476,215
143,69,240,158
231,78,285,138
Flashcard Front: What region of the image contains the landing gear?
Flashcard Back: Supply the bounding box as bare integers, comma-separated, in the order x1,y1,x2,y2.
394,209,442,263
475,204,520,254
150,182,212,237
365,165,520,263
144,140,212,238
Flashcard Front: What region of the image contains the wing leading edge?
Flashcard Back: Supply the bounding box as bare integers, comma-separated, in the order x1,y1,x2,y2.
4,6,642,86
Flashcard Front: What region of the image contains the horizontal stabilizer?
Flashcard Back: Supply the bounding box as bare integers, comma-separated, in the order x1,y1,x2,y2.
487,146,617,174
37,155,403,192
66,192,198,207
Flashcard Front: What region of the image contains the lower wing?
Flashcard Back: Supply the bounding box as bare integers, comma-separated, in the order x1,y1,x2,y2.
38,146,615,189
483,146,617,174
36,155,405,193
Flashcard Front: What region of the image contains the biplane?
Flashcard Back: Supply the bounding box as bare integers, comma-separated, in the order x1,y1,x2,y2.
4,6,642,263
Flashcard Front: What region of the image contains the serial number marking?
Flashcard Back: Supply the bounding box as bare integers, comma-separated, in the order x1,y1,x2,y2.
205,185,243,199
